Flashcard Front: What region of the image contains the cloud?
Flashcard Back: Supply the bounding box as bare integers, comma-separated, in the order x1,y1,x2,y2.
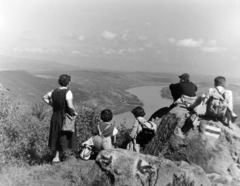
60,33,76,40
200,47,227,53
127,48,137,52
177,38,204,47
168,38,175,43
77,35,85,41
138,36,147,41
206,39,217,46
71,50,89,57
145,43,154,48
121,34,131,41
139,48,144,51
118,49,125,54
102,48,116,54
13,48,62,54
102,30,117,40
71,50,81,54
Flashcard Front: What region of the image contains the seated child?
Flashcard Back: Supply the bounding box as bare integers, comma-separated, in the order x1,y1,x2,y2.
92,109,118,151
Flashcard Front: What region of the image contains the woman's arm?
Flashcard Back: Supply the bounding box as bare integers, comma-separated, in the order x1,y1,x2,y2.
66,90,77,116
66,99,77,115
130,120,139,139
42,92,53,106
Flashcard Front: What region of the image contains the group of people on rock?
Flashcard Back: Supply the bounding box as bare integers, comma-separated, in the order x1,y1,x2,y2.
43,73,237,163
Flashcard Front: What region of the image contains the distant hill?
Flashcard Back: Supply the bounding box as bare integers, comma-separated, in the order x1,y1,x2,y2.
0,55,79,72
0,70,89,104
0,69,174,114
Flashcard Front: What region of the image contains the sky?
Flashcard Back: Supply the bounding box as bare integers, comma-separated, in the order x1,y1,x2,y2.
0,0,240,78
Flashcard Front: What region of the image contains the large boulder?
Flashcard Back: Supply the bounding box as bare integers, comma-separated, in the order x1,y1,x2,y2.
144,106,240,186
83,149,210,186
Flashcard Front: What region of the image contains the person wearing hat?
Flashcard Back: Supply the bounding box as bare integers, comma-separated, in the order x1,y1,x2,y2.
169,73,197,104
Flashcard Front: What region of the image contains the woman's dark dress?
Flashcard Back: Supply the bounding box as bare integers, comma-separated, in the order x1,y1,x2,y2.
48,88,77,152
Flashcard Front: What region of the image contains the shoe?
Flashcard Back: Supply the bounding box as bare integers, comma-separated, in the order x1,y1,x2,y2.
52,157,60,163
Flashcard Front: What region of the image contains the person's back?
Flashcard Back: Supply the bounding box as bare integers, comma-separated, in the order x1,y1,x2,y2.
169,73,197,103
92,109,118,151
204,76,237,127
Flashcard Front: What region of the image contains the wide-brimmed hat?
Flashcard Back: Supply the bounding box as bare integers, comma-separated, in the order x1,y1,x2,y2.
179,73,190,79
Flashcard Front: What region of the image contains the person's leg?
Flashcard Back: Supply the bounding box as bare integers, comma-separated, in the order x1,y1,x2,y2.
52,151,60,162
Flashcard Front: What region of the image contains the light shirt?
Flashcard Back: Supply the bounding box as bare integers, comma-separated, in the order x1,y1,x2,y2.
206,86,233,111
47,87,73,100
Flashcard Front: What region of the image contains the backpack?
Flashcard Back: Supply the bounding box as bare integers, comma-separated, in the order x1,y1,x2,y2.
206,88,227,119
136,120,156,147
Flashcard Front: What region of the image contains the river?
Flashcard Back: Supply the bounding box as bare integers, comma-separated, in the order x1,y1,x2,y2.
113,86,172,128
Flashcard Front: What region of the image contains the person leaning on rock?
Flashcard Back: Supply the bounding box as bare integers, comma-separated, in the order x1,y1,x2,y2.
169,73,198,107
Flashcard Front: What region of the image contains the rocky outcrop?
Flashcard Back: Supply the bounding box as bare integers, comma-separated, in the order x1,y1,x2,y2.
144,106,240,186
83,149,210,186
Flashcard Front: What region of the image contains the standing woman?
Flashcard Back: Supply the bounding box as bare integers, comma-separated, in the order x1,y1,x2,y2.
43,74,77,163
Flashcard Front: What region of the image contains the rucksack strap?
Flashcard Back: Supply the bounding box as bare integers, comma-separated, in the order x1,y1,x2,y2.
97,124,111,136
214,88,225,100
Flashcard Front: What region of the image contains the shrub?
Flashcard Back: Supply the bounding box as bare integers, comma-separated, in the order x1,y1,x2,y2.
0,95,129,167
166,174,195,186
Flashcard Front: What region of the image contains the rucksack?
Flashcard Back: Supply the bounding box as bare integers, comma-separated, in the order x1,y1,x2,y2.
136,120,156,147
206,88,227,119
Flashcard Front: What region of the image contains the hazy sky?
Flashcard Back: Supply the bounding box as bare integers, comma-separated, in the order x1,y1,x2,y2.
0,0,240,78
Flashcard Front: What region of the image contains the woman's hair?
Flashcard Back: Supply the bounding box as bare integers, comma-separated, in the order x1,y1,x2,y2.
214,76,226,87
100,109,113,122
58,74,71,87
131,106,145,118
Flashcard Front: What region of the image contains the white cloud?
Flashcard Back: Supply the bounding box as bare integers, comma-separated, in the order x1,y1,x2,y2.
77,35,85,41
138,36,147,41
145,43,154,48
121,34,130,41
102,48,116,54
157,50,161,54
124,29,130,33
127,48,137,52
13,48,62,54
139,48,144,51
200,47,227,53
177,38,204,47
71,50,81,54
206,40,217,46
118,49,125,54
102,30,117,40
168,38,175,43
60,33,76,40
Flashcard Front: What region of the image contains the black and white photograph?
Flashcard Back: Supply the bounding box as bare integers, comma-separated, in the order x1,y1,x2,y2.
0,0,240,185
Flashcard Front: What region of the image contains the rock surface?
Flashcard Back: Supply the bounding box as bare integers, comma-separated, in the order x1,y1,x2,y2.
84,149,210,186
144,105,240,186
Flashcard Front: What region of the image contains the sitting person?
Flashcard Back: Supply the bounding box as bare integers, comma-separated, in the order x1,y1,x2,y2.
191,76,237,128
127,107,156,152
92,109,118,151
169,73,198,107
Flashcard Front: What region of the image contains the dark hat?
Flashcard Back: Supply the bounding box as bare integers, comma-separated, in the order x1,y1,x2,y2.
179,73,190,79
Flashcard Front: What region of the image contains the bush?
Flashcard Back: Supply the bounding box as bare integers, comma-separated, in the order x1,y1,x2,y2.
166,174,195,186
0,95,129,167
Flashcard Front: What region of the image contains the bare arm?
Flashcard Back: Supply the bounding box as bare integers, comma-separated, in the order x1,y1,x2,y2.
130,120,139,139
42,92,53,107
66,99,77,115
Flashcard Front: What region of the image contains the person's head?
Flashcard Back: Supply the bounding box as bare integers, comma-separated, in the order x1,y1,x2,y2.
179,73,190,83
100,109,113,122
58,74,71,87
131,106,145,118
214,76,226,87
